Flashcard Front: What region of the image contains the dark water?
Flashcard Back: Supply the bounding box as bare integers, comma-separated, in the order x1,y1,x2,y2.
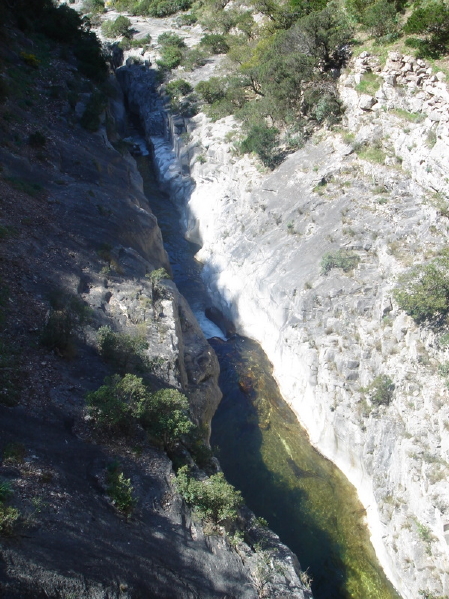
136,146,400,599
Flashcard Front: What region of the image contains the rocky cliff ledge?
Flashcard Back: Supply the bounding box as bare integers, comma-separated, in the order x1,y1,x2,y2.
120,49,449,598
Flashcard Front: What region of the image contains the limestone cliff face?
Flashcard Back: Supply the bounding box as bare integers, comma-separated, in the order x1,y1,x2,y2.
125,52,449,598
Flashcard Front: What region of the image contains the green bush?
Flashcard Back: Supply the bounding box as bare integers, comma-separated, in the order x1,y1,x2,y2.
369,375,395,406
102,16,132,39
97,325,149,373
240,125,279,169
157,46,183,70
196,78,227,104
0,479,19,535
158,32,186,48
181,47,208,71
119,33,152,51
404,1,449,58
147,267,171,284
139,388,193,448
82,0,105,14
165,79,193,99
87,374,193,448
393,254,449,322
106,462,135,516
86,373,147,431
362,0,399,39
41,291,91,355
175,466,243,524
200,34,229,54
321,249,360,275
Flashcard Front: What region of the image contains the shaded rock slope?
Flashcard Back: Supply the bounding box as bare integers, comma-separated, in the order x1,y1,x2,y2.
0,20,311,599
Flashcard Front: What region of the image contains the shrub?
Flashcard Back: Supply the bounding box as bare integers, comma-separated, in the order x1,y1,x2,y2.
147,267,171,283
20,52,39,68
0,479,19,535
139,388,193,449
362,0,399,38
87,374,194,447
369,375,395,406
82,0,105,14
165,79,193,99
176,13,197,26
404,1,449,58
147,0,192,17
97,325,149,373
158,32,186,48
106,462,135,516
157,46,183,70
102,16,132,39
196,78,227,105
175,466,243,524
181,47,208,70
86,373,147,431
80,91,107,132
240,125,279,169
41,291,91,355
0,480,13,502
321,249,360,275
200,34,229,54
393,254,449,322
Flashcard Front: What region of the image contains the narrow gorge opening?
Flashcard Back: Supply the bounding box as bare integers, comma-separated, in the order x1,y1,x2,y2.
125,101,400,599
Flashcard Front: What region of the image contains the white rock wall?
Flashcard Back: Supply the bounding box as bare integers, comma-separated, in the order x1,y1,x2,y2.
147,51,449,598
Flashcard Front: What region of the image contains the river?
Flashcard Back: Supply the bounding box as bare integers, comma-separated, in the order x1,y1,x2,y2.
134,140,400,599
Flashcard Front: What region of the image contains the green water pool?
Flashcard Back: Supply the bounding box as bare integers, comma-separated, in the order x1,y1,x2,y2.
210,336,400,599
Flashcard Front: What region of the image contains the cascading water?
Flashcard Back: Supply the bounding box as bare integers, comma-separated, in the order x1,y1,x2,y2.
129,130,400,599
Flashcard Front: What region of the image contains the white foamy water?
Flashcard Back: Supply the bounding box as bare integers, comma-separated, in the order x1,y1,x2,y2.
194,311,226,341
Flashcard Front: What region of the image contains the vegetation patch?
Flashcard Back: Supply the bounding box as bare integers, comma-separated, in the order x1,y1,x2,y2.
87,374,193,450
366,374,395,406
393,252,449,322
175,466,243,524
321,249,360,275
41,291,91,356
355,72,381,95
390,108,425,123
0,479,20,535
105,461,135,516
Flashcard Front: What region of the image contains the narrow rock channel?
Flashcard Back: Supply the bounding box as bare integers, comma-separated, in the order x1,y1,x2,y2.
129,127,400,599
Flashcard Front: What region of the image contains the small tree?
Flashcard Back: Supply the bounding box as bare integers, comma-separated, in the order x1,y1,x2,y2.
82,0,105,14
240,125,279,169
369,375,395,406
175,466,243,524
404,1,449,58
101,16,132,39
139,388,193,449
393,254,449,322
321,249,360,275
200,34,229,54
86,373,147,431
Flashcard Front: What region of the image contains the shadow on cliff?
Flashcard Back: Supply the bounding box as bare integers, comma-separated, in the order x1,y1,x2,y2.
0,403,256,599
